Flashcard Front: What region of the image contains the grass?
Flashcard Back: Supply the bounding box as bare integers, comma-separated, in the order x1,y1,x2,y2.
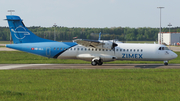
0,41,155,44
0,51,179,64
0,51,179,100
0,69,180,100
0,41,160,44
0,41,12,44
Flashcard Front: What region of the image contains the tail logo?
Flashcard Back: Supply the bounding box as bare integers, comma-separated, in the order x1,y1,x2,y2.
11,26,30,39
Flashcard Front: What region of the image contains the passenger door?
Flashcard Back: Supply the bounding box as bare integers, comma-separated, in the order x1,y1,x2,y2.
46,47,51,57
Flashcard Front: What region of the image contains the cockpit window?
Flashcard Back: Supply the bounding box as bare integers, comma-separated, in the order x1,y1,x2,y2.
158,47,169,50
159,47,161,50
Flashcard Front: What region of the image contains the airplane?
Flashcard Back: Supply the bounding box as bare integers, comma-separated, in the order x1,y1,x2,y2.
5,15,178,66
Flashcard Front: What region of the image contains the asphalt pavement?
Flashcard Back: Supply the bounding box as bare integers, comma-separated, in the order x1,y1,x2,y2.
0,64,179,70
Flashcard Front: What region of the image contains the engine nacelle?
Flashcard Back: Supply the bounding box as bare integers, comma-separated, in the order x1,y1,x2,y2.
77,54,116,62
100,55,116,62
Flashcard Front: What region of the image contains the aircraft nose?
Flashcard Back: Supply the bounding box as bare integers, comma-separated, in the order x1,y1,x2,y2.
172,52,178,59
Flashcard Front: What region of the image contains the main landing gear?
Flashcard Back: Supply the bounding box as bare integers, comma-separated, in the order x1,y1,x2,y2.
164,60,168,66
91,59,103,66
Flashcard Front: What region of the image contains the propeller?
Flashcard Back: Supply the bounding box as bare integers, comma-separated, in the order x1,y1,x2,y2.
111,41,118,49
111,40,118,55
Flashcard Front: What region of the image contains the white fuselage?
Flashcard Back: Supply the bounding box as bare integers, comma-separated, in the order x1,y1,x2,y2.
58,43,177,62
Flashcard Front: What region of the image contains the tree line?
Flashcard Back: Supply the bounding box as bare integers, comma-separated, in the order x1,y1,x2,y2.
0,26,180,41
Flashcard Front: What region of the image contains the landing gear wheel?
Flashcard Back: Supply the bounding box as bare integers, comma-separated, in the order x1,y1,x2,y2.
164,60,168,66
98,62,103,65
164,62,168,66
91,61,97,66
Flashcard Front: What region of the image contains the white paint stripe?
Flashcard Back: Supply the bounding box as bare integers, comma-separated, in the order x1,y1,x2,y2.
0,64,52,70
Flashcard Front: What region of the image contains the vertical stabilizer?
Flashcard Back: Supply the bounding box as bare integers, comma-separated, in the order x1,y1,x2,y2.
98,32,101,40
6,15,54,44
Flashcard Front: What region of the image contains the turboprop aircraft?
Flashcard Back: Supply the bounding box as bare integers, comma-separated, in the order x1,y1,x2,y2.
5,15,178,66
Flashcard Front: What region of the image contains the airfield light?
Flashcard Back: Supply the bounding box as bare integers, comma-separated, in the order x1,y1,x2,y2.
8,10,15,44
157,7,164,44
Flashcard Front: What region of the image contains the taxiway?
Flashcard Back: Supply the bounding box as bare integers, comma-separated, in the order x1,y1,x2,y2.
0,64,180,70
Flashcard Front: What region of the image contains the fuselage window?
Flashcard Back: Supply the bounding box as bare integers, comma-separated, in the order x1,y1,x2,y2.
137,49,139,52
54,48,56,50
85,48,87,51
116,49,118,51
88,48,90,51
57,48,59,50
95,49,97,51
159,47,161,50
92,49,94,51
141,49,143,52
106,49,108,51
123,49,125,52
99,49,101,51
77,48,79,51
127,49,129,52
120,49,122,51
134,49,136,52
81,48,83,51
74,48,76,50
130,49,132,52
102,49,104,51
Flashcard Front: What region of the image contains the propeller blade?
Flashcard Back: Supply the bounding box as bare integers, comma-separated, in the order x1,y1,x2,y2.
111,42,118,55
111,42,118,49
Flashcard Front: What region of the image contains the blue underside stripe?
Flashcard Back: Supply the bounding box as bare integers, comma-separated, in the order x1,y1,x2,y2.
53,44,77,58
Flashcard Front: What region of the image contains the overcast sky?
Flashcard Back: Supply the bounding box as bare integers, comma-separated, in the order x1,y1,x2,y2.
0,0,180,28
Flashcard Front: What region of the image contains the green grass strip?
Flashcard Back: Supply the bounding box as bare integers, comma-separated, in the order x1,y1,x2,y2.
0,69,180,100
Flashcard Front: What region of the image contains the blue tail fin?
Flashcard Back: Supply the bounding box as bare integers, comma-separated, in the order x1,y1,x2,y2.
98,32,101,40
6,15,54,44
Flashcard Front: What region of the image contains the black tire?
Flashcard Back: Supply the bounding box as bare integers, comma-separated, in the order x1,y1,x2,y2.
91,61,97,66
98,62,103,65
164,63,168,66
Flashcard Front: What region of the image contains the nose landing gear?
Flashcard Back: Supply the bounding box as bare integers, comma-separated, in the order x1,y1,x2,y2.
164,61,168,66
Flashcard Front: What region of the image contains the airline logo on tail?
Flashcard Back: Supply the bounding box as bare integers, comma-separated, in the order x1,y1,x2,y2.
11,26,30,39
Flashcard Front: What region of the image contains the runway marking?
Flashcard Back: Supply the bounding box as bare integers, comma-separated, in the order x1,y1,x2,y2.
0,64,52,70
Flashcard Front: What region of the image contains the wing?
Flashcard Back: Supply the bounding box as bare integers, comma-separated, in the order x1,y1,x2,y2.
74,39,104,48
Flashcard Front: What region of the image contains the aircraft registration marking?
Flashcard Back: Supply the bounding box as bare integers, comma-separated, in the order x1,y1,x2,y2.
31,47,44,50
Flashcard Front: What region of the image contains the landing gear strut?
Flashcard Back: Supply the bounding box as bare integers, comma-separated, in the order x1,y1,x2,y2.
164,61,168,66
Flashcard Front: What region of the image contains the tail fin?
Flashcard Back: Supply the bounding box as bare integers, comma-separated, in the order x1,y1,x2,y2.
98,32,101,40
6,15,54,44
